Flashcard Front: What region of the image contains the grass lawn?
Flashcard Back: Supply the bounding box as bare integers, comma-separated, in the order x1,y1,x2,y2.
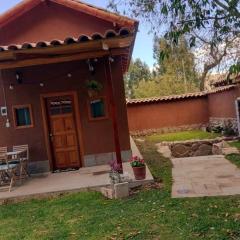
226,154,240,168
227,141,240,168
0,138,240,239
229,141,240,149
147,130,221,143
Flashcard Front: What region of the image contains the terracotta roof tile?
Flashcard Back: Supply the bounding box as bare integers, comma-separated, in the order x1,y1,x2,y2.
0,0,138,72
126,85,236,105
211,74,240,87
208,84,236,94
0,27,133,52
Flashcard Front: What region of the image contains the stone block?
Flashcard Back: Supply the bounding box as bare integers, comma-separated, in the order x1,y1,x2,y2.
112,150,132,162
96,153,113,165
209,117,238,134
114,182,129,199
121,150,132,162
194,144,212,156
84,155,96,167
192,143,200,151
171,144,191,158
212,143,222,155
100,186,114,199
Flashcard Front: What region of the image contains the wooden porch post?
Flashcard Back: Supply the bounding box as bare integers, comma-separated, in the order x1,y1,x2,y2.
104,57,123,173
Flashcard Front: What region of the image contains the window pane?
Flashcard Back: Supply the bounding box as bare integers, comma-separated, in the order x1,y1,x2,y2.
62,100,73,114
15,107,31,126
90,99,105,118
50,106,61,115
49,100,73,115
50,101,61,115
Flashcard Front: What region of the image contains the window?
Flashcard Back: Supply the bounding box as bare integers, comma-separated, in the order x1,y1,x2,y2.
13,105,34,129
88,97,108,120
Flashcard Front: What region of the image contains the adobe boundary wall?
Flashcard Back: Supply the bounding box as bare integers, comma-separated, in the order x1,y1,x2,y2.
127,86,240,136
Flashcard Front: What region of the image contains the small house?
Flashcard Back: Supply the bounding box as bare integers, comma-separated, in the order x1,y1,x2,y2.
0,0,138,174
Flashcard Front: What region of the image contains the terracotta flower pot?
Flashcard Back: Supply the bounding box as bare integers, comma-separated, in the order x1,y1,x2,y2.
132,166,146,180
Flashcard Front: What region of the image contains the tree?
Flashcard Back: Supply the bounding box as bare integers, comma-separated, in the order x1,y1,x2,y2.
194,33,240,89
126,38,199,99
154,36,199,92
108,0,240,90
124,58,151,98
133,74,198,99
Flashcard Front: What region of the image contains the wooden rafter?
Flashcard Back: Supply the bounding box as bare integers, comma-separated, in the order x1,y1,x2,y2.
0,48,129,70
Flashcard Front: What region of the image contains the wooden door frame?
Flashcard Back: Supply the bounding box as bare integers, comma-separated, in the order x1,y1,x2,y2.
40,91,84,171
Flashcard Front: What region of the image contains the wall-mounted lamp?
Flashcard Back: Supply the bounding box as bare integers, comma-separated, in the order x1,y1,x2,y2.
15,72,23,84
109,56,114,63
5,119,10,128
9,84,14,90
40,82,44,87
102,43,109,51
87,59,94,72
67,73,72,78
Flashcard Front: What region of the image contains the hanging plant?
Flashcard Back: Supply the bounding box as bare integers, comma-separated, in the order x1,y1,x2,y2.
86,80,103,97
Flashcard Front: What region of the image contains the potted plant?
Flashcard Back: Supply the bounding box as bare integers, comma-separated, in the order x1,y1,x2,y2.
86,79,103,97
109,160,122,184
130,156,146,180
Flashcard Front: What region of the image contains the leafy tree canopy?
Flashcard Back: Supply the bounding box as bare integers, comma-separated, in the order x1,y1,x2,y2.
109,0,240,82
126,37,199,99
154,36,199,91
109,0,239,45
124,58,152,98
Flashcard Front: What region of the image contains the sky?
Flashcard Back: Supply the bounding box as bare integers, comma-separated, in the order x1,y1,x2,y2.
0,0,155,68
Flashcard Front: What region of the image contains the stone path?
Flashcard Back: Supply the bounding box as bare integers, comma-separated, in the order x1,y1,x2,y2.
171,155,240,198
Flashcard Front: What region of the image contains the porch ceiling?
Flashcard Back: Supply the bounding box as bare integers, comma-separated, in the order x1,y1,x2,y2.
0,28,135,71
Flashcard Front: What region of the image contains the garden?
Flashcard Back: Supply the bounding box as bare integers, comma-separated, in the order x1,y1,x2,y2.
0,131,240,240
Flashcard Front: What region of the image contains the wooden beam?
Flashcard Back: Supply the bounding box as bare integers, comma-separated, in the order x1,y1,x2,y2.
13,47,129,61
0,48,129,70
0,36,134,61
104,57,123,173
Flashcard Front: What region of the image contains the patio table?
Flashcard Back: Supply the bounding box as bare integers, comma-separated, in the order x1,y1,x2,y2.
7,150,27,160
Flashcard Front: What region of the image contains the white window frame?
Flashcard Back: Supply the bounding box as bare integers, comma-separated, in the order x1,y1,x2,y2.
235,98,240,136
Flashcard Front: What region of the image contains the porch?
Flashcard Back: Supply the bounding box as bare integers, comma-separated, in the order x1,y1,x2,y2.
0,162,153,204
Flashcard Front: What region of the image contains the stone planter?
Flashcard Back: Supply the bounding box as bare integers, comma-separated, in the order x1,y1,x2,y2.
132,166,146,180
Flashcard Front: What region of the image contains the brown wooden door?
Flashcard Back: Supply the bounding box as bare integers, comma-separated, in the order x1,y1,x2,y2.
46,95,80,170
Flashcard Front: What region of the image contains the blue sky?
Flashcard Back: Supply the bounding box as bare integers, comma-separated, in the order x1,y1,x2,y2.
0,0,155,68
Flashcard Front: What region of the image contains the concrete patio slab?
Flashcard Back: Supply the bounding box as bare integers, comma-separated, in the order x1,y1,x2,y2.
171,155,240,198
0,162,153,203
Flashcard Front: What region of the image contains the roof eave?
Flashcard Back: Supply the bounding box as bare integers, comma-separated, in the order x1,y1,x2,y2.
0,0,138,29
124,21,139,73
0,0,42,28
